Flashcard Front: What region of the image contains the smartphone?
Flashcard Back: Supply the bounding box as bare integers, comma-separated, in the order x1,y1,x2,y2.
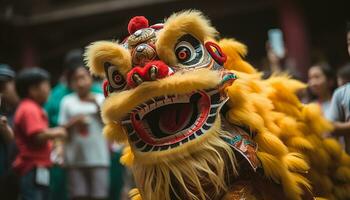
268,29,285,58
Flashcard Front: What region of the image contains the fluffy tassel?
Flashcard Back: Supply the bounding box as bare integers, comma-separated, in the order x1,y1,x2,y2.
103,122,128,143
120,145,134,167
129,188,142,200
284,153,310,173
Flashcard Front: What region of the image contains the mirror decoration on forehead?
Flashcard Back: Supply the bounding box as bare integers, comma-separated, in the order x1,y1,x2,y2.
85,10,350,200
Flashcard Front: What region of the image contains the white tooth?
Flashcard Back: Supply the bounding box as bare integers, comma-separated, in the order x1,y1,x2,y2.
129,131,136,135
208,113,217,117
138,143,147,150
149,103,156,110
148,146,154,151
157,99,164,106
211,104,221,108
144,106,149,112
164,98,172,104
121,120,132,125
140,107,150,118
134,138,141,143
138,110,145,118
206,89,218,96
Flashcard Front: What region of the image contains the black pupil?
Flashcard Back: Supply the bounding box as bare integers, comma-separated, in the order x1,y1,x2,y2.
176,47,191,62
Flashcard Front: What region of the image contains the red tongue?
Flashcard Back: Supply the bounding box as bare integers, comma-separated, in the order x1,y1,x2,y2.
159,104,192,133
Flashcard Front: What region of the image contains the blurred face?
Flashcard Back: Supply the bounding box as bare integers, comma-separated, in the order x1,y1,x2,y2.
30,80,51,104
308,66,329,97
1,80,19,107
347,32,350,56
70,67,92,97
337,76,349,87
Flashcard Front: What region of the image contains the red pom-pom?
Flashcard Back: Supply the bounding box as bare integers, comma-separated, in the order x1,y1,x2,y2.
128,16,149,35
126,61,169,88
145,61,169,80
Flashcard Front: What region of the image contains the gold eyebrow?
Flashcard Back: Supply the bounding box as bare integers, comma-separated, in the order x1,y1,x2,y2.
85,41,132,77
156,10,217,66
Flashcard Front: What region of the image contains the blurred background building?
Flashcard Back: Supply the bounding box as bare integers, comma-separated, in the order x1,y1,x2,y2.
0,0,349,82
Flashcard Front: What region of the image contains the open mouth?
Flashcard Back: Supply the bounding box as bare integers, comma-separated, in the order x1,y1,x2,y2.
121,89,227,152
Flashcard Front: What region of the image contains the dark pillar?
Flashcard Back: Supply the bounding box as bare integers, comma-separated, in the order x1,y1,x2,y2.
277,0,310,81
20,31,38,68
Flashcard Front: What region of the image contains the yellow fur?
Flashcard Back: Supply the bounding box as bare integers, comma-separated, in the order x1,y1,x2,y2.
323,138,343,160
156,10,217,66
283,153,309,173
85,41,132,77
129,188,142,200
103,122,128,143
341,152,350,166
256,152,285,183
334,184,350,199
218,38,257,74
120,145,134,167
335,166,350,182
285,136,314,151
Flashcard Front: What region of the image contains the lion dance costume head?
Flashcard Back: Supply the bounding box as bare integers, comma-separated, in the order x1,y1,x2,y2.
85,10,350,200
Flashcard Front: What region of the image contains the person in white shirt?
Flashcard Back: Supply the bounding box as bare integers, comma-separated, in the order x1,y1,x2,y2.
59,65,109,200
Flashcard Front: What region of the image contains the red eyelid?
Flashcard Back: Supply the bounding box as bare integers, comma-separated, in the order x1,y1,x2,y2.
102,80,109,97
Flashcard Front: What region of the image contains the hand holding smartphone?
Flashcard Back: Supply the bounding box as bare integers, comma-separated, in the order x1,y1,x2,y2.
268,29,285,58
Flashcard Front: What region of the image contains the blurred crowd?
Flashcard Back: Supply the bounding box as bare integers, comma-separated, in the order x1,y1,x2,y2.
0,49,133,200
0,22,349,200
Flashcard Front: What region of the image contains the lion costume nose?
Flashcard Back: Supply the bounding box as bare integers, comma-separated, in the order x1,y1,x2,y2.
126,60,170,87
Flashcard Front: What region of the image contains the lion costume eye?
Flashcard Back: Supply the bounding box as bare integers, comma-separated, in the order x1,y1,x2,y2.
104,62,127,91
175,34,204,67
175,42,194,63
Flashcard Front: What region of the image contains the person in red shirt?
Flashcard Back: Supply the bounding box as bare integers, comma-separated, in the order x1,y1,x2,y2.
13,68,67,200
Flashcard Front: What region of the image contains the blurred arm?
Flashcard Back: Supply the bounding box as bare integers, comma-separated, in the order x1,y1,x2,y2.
34,127,67,145
0,116,14,142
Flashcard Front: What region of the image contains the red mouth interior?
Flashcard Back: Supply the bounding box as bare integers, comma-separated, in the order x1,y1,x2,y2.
130,92,210,145
159,104,193,134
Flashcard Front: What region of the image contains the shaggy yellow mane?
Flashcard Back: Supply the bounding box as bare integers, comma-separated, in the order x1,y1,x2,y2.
220,38,350,200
